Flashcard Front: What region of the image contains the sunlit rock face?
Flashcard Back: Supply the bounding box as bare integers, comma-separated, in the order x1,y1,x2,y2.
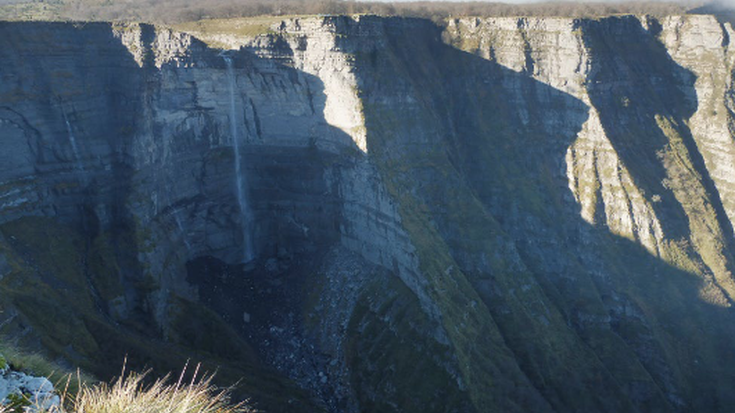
1,14,735,413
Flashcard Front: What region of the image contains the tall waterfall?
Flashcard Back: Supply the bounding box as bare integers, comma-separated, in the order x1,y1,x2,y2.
174,211,192,253
61,108,84,172
223,55,255,262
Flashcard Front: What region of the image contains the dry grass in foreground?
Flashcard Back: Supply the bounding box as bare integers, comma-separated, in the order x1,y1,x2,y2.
3,364,254,413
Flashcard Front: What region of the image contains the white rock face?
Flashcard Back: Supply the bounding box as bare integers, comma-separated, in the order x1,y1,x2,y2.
0,362,60,412
660,15,735,236
276,18,369,153
445,15,735,302
446,16,668,255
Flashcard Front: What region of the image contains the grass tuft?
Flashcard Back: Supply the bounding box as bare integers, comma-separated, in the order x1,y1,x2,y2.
70,364,253,413
1,364,252,413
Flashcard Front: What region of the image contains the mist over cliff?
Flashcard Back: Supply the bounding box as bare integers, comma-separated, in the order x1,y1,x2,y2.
1,11,735,413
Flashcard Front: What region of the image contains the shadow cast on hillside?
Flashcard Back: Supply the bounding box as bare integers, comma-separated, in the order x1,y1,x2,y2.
581,16,735,268
0,21,162,373
0,20,363,413
349,15,735,413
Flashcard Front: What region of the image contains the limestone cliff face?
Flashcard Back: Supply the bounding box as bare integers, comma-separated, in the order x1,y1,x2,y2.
0,14,735,413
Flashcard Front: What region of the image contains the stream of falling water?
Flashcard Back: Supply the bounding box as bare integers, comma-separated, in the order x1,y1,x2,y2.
61,108,84,172
223,55,255,262
174,211,193,252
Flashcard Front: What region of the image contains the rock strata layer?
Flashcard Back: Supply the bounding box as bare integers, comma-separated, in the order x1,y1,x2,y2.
0,14,734,413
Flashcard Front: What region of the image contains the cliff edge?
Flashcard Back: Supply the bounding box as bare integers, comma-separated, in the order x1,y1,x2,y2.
0,14,734,413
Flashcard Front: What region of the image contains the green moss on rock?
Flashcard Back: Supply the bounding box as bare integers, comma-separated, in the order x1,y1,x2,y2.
347,276,475,413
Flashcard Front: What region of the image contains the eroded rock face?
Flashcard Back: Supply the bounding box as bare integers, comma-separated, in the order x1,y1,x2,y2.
1,14,735,413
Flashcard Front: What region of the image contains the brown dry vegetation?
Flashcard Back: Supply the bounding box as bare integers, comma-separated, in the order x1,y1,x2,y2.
0,365,251,413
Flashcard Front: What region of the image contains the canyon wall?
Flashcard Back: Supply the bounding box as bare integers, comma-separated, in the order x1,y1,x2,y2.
0,14,734,413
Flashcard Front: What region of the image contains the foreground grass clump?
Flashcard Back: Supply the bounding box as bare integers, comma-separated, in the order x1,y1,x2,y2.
1,365,253,413
70,366,253,413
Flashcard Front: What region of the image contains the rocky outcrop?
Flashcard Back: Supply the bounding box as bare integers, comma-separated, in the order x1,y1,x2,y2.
0,13,735,413
0,359,59,412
